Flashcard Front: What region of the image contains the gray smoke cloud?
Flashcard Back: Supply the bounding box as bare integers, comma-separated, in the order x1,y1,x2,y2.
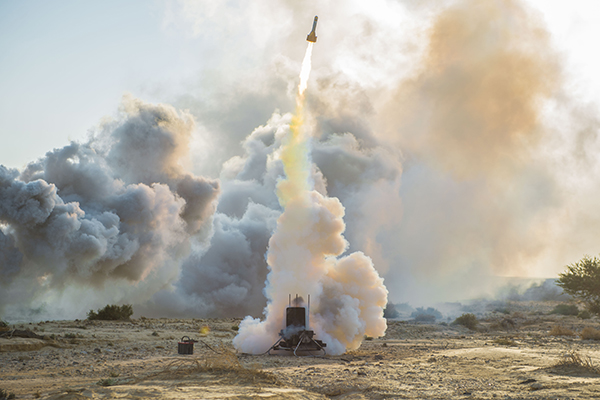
137,106,400,319
0,96,219,319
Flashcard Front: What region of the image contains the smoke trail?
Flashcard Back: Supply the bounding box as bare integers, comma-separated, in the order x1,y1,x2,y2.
278,43,314,205
233,43,388,355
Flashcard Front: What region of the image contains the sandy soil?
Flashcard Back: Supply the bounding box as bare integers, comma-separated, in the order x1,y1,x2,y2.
2,301,600,399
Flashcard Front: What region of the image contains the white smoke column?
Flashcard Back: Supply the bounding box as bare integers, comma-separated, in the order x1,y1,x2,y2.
233,43,388,355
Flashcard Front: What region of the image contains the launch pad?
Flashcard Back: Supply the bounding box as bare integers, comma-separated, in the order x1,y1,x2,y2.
267,295,327,356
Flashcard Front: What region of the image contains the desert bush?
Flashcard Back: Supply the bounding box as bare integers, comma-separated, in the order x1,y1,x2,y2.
578,310,592,320
555,351,600,374
501,317,517,330
97,378,116,387
87,304,133,321
151,344,280,385
557,255,600,316
411,307,442,321
0,388,15,400
489,316,516,331
0,320,9,333
549,325,575,336
231,325,239,331
452,313,478,330
550,304,579,316
383,302,400,319
580,327,600,340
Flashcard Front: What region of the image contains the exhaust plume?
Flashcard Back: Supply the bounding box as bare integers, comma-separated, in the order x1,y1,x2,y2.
233,43,388,355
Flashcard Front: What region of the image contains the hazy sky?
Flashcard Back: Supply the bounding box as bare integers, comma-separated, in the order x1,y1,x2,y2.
2,0,600,172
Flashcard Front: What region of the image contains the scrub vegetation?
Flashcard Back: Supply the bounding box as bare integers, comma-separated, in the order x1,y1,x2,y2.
452,313,478,330
557,255,600,316
87,304,133,321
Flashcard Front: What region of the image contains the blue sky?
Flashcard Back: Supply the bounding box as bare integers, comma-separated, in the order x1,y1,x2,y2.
0,1,185,168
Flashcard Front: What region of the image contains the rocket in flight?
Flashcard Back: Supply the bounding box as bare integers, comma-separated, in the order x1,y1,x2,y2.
306,16,318,43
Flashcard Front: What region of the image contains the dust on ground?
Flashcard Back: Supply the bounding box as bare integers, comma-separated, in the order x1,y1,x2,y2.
2,301,600,399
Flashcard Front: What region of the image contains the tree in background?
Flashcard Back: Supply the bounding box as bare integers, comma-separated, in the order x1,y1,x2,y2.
557,255,600,316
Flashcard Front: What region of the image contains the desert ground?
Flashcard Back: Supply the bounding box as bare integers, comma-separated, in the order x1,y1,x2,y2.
2,301,600,399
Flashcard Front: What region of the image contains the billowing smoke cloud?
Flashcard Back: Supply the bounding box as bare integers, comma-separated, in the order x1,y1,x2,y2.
0,96,219,318
384,0,560,177
375,0,600,303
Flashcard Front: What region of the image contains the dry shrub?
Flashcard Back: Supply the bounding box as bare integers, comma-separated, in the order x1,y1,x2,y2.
0,388,15,399
550,304,579,316
580,327,600,340
489,317,518,331
578,310,592,320
87,304,133,321
147,343,279,386
549,325,575,336
511,311,525,319
555,351,600,375
452,313,478,330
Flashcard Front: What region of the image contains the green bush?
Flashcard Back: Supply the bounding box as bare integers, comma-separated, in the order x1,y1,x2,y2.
87,304,133,321
557,255,600,315
452,313,478,330
550,304,579,316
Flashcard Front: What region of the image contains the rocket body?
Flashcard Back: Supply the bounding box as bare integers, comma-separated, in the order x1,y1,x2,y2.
307,16,318,43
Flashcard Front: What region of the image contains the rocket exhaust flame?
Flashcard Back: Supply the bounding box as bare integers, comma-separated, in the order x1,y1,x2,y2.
233,37,388,355
298,43,313,97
